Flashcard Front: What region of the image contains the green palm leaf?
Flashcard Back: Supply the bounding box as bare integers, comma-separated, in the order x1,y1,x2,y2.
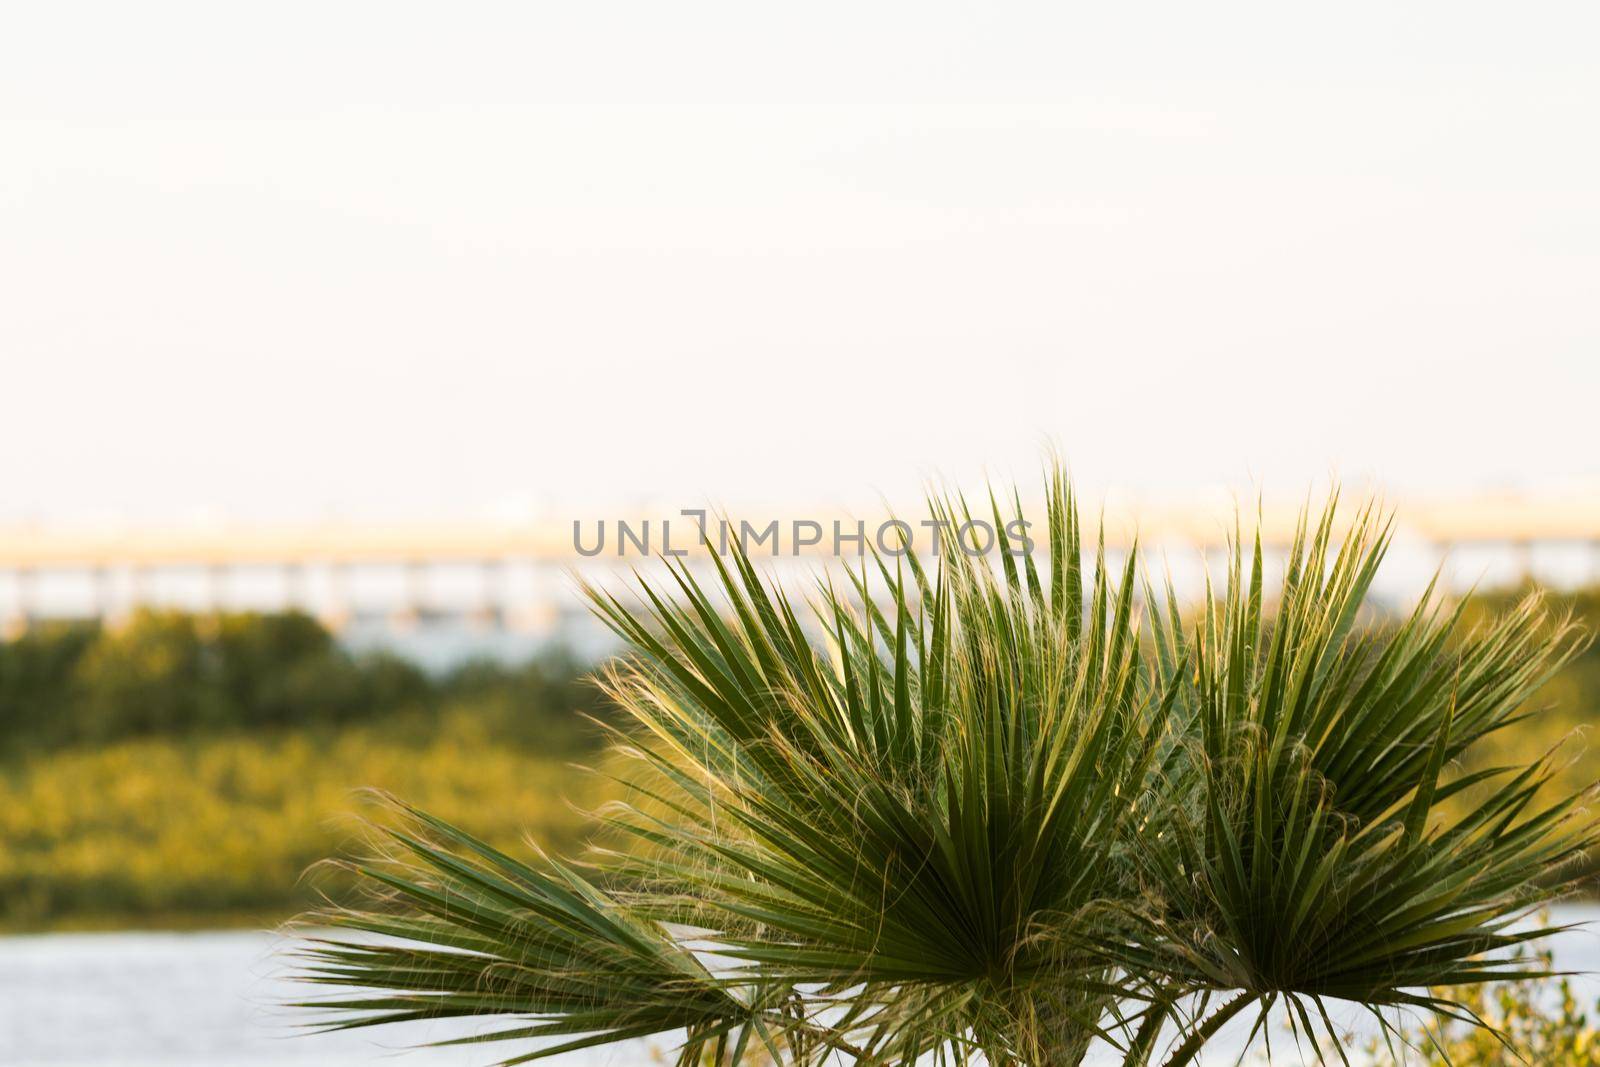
293,468,1598,1066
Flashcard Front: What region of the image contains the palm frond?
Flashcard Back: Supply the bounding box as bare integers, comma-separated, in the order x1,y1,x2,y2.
293,468,1599,1067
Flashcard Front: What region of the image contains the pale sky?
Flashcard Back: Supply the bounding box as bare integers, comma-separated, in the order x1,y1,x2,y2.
3,2,1597,524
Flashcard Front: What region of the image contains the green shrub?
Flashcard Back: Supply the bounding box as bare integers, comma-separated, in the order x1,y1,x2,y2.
0,721,606,929
0,620,100,746
1382,965,1599,1066
71,610,231,740
1259,948,1600,1064
0,609,485,747
0,611,610,928
440,648,613,746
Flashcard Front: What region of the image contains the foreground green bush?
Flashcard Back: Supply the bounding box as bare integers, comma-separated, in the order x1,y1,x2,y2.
294,475,1600,1066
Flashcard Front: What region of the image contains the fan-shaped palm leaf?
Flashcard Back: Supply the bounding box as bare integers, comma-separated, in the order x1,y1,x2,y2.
293,469,1597,1066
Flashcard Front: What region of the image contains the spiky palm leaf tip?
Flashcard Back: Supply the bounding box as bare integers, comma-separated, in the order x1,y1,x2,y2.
291,468,1598,1066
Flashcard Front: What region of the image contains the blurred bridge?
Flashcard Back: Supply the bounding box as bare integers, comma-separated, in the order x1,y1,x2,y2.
0,489,1597,637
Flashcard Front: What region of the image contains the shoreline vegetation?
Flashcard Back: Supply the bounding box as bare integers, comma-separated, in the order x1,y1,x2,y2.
0,609,612,932
1,586,1597,934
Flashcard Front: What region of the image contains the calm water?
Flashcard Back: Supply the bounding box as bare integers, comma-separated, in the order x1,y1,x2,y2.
4,913,1600,1066
0,928,655,1067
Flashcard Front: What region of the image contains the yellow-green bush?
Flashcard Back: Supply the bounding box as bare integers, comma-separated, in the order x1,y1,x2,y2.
1380,969,1597,1066
1258,952,1600,1065
0,610,616,928
0,714,605,929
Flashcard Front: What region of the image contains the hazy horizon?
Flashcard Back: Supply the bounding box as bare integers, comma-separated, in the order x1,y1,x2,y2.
5,2,1597,524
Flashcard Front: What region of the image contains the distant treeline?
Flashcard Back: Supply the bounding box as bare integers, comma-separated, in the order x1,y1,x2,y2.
2,591,1596,760
0,609,611,752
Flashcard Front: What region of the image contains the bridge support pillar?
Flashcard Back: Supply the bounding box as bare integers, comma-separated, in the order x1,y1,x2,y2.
466,559,508,631
390,560,425,631
4,568,37,636
318,562,352,631
1512,539,1535,586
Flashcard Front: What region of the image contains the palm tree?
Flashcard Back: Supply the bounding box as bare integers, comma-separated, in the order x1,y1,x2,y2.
293,471,1597,1065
